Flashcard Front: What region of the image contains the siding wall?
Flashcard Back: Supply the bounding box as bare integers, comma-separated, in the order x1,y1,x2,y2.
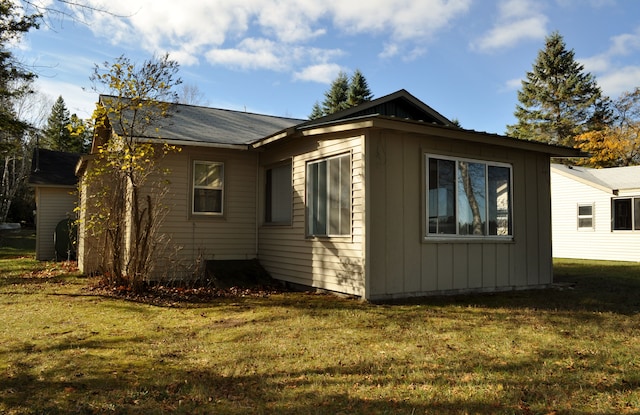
78,146,259,279
257,134,366,296
551,170,640,261
366,130,553,300
35,186,77,261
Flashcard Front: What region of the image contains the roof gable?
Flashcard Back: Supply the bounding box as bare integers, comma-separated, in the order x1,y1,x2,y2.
300,89,454,128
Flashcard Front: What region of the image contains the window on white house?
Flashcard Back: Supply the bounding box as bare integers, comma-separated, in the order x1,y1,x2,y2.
306,154,351,236
577,204,594,229
265,162,292,224
193,161,223,214
612,197,640,230
427,155,512,237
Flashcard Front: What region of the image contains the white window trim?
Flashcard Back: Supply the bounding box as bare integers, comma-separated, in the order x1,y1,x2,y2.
577,203,595,231
424,153,513,241
305,153,352,238
192,160,224,216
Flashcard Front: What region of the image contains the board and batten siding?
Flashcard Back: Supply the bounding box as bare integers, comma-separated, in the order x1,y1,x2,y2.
34,186,77,260
366,130,553,300
257,134,366,297
551,170,640,262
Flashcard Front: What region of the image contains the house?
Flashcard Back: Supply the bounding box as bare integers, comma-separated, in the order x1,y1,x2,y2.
551,163,640,262
28,148,81,260
76,90,580,300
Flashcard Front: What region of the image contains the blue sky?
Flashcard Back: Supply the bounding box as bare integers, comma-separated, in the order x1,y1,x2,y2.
14,0,640,135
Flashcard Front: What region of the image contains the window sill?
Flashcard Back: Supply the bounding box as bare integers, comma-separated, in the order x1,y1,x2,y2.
423,235,514,243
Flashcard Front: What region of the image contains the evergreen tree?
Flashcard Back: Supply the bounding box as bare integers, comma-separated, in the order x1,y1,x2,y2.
507,32,607,147
321,71,349,116
309,100,324,120
310,70,374,119
42,95,71,150
347,69,373,107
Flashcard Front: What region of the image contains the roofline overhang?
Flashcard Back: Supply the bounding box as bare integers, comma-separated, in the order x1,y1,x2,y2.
135,137,250,150
28,183,77,189
254,115,584,157
550,164,614,194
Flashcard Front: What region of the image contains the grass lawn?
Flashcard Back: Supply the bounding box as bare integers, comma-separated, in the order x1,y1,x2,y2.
1,232,639,414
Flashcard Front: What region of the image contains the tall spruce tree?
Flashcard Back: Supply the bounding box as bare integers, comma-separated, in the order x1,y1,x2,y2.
43,95,71,150
347,69,373,107
310,70,374,119
507,32,606,147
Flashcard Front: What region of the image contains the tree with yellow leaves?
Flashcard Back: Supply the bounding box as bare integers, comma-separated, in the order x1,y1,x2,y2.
80,54,182,292
575,88,640,168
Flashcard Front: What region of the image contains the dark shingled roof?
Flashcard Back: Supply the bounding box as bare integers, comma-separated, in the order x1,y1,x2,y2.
100,95,304,146
28,148,81,187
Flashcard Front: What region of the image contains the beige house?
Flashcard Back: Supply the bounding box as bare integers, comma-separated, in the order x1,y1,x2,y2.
551,163,640,262
28,149,80,260
77,90,580,300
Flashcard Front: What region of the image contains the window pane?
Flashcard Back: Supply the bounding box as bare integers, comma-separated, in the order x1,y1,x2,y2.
428,158,456,234
195,163,222,187
578,205,593,216
578,218,593,228
194,189,222,213
613,199,632,230
306,155,350,236
488,166,511,236
266,164,292,223
457,161,486,235
635,198,640,230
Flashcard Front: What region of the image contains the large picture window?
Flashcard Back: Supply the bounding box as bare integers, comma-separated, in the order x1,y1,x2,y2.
193,161,223,214
427,155,512,237
612,197,640,230
265,162,292,224
306,154,351,236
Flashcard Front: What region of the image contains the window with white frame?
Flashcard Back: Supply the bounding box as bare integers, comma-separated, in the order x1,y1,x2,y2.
426,155,512,237
192,161,224,214
306,154,351,236
577,203,594,229
265,162,292,224
612,197,640,230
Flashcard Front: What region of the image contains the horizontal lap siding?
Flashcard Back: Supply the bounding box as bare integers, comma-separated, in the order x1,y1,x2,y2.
258,135,365,297
35,187,77,261
146,147,259,278
551,171,640,262
367,132,552,300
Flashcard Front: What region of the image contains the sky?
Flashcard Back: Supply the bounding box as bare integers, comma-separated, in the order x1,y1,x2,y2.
13,0,640,135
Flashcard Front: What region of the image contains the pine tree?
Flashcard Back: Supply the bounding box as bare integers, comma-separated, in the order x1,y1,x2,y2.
347,69,373,107
507,32,606,147
310,70,374,119
309,101,324,120
42,96,71,150
321,71,349,115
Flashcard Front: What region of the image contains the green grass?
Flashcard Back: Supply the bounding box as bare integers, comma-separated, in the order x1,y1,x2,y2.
1,237,639,414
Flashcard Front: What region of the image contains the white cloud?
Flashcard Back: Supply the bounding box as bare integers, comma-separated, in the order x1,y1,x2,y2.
293,63,344,83
580,27,640,97
73,0,471,80
471,0,548,52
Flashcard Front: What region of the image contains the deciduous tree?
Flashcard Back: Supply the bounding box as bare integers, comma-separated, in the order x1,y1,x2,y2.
82,54,182,292
575,88,640,167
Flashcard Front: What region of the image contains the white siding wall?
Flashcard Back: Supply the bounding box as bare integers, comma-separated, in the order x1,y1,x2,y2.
551,170,640,261
35,186,77,261
258,135,365,297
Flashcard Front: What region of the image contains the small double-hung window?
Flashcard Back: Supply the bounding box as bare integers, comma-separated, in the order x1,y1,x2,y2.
426,155,512,238
193,161,224,215
306,154,351,237
577,203,594,230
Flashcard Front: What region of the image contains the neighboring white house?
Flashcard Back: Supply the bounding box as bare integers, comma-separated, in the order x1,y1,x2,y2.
551,163,640,262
